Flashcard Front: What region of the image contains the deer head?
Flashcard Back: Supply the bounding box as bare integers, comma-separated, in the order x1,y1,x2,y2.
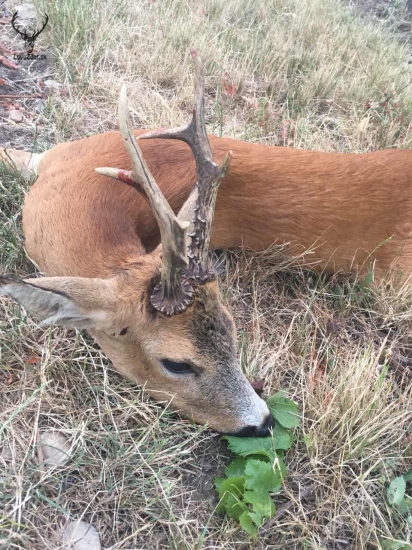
0,52,273,436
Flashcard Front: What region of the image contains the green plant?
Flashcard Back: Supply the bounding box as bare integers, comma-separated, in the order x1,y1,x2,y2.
381,539,412,550
387,470,412,516
214,392,300,537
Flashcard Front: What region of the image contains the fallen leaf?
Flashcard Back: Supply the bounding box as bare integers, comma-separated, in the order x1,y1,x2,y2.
39,431,71,467
222,77,237,97
0,78,6,86
27,356,41,364
9,109,23,123
62,521,101,550
323,391,333,408
0,55,20,70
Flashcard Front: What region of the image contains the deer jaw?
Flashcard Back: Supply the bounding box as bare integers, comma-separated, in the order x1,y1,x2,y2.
0,258,270,435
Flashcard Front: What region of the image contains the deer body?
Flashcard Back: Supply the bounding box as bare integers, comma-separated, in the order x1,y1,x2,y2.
2,54,412,435
26,131,412,279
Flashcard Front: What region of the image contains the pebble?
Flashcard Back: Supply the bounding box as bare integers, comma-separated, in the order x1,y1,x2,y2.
9,109,23,123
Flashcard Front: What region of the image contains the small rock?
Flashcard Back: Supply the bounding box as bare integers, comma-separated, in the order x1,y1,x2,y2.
62,521,101,550
0,446,13,461
44,79,61,90
40,430,71,467
33,99,46,113
9,109,23,123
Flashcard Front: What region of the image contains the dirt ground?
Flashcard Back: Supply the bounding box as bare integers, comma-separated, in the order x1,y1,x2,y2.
0,0,60,152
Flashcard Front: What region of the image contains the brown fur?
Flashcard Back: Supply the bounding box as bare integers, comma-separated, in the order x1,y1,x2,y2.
24,131,412,279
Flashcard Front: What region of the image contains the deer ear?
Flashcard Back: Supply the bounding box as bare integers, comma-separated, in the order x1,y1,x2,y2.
0,276,116,330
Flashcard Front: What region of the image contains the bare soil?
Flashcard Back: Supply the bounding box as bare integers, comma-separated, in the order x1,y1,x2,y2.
0,1,59,151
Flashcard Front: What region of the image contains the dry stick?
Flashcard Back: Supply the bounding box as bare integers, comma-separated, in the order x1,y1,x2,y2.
0,94,45,98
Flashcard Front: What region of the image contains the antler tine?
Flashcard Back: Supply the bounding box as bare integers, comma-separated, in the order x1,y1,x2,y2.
96,86,194,315
138,50,232,281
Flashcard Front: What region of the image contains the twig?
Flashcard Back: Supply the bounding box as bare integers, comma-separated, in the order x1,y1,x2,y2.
0,93,45,98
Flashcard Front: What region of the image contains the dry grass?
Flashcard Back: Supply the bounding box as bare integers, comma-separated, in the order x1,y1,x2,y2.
1,0,412,548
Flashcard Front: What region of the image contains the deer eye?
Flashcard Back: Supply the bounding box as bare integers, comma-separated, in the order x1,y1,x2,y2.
161,359,194,374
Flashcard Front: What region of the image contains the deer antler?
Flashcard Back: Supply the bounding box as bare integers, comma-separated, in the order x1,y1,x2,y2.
138,50,232,282
96,87,193,315
95,51,231,314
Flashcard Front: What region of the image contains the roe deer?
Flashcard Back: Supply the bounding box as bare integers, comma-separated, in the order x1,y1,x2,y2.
0,52,273,436
2,51,412,432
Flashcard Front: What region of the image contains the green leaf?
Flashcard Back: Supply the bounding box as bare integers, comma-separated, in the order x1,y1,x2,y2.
387,476,406,506
381,541,412,550
225,457,247,478
223,436,275,460
244,490,276,526
403,469,412,482
222,492,247,520
244,459,282,494
216,477,245,514
267,392,300,428
239,511,257,538
215,477,225,493
223,429,291,460
303,433,312,447
272,423,294,450
397,500,411,515
217,476,244,499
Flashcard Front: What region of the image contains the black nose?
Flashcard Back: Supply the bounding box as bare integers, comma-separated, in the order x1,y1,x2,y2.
233,413,276,438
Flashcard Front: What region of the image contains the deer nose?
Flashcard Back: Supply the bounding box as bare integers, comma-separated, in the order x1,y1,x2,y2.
234,413,276,438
